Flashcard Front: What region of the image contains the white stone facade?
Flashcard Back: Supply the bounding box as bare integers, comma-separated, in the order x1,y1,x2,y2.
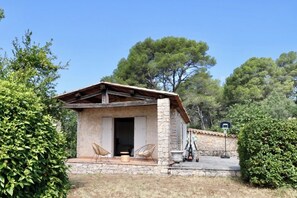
58,82,193,175
77,105,158,158
76,98,186,166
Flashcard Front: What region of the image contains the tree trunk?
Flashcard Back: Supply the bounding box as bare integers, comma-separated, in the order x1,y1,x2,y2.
196,105,206,130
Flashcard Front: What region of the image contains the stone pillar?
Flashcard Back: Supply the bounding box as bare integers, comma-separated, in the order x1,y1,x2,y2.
157,98,171,167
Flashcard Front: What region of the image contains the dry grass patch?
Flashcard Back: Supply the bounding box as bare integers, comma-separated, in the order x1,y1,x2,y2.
68,174,297,198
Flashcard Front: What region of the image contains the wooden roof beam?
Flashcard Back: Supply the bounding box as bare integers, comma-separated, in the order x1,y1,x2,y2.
64,100,157,109
101,89,109,104
108,90,155,100
66,92,102,103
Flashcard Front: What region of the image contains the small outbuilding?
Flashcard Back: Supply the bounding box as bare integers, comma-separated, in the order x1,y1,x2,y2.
56,82,190,166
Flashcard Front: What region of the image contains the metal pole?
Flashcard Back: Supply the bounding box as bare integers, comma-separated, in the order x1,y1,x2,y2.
225,132,227,155
221,129,230,158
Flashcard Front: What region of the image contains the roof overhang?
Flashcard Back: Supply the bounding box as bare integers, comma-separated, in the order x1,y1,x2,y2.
56,81,190,123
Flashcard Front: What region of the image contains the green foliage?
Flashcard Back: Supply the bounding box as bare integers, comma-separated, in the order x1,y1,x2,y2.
0,56,5,79
178,69,223,129
6,31,67,118
60,109,77,158
104,36,216,92
0,8,4,21
276,51,297,100
238,118,297,188
0,80,69,197
224,57,294,105
226,92,297,134
226,102,270,134
260,91,297,119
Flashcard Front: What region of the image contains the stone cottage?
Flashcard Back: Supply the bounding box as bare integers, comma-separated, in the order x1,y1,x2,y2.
56,82,190,167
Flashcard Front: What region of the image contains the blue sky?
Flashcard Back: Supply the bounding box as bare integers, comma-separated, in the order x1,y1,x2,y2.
0,1,296,94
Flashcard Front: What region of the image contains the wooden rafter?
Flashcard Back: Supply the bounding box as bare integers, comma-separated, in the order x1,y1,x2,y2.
64,100,157,109
107,90,155,100
66,92,102,103
56,81,190,123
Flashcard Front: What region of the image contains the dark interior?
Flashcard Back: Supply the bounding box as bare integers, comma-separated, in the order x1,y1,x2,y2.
114,118,134,156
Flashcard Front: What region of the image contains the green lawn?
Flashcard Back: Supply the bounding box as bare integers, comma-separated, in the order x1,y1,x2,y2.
68,174,297,198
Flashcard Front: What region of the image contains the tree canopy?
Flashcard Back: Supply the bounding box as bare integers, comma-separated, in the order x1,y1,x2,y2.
103,35,297,132
103,37,216,92
276,51,297,100
3,31,67,118
178,69,222,129
1,28,77,156
224,57,294,105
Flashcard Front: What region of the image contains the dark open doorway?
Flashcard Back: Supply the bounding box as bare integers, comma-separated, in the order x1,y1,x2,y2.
114,118,134,156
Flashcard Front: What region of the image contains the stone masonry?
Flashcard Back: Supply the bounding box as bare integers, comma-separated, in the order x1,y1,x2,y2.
67,162,161,175
170,109,178,151
67,161,240,177
157,98,171,170
188,128,238,157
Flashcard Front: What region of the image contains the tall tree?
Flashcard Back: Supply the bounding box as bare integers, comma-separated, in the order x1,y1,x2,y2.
178,69,222,129
259,91,297,119
224,57,294,105
276,51,297,99
103,37,216,92
6,31,67,117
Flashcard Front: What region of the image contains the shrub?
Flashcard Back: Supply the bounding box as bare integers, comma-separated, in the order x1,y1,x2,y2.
227,102,270,134
238,118,297,188
60,109,77,158
0,80,69,197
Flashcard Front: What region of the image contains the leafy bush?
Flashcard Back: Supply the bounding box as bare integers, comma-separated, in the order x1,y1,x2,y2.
238,118,297,188
60,109,77,158
260,91,297,119
0,80,69,197
226,102,270,134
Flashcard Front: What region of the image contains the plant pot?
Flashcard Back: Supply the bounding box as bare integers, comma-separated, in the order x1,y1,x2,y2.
171,150,184,163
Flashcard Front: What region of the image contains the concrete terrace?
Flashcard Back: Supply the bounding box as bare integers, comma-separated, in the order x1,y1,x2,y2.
169,156,240,176
171,156,240,170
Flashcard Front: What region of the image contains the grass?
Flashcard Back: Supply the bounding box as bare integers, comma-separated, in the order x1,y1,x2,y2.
67,174,297,198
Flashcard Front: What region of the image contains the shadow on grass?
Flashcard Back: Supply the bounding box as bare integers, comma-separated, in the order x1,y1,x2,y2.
69,176,87,189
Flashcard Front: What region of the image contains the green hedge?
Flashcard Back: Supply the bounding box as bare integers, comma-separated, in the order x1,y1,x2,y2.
238,118,297,188
0,80,69,197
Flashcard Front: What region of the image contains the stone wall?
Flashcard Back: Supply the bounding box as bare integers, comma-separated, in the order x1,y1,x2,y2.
170,109,186,152
67,162,161,175
169,109,178,152
188,128,238,157
67,162,240,177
